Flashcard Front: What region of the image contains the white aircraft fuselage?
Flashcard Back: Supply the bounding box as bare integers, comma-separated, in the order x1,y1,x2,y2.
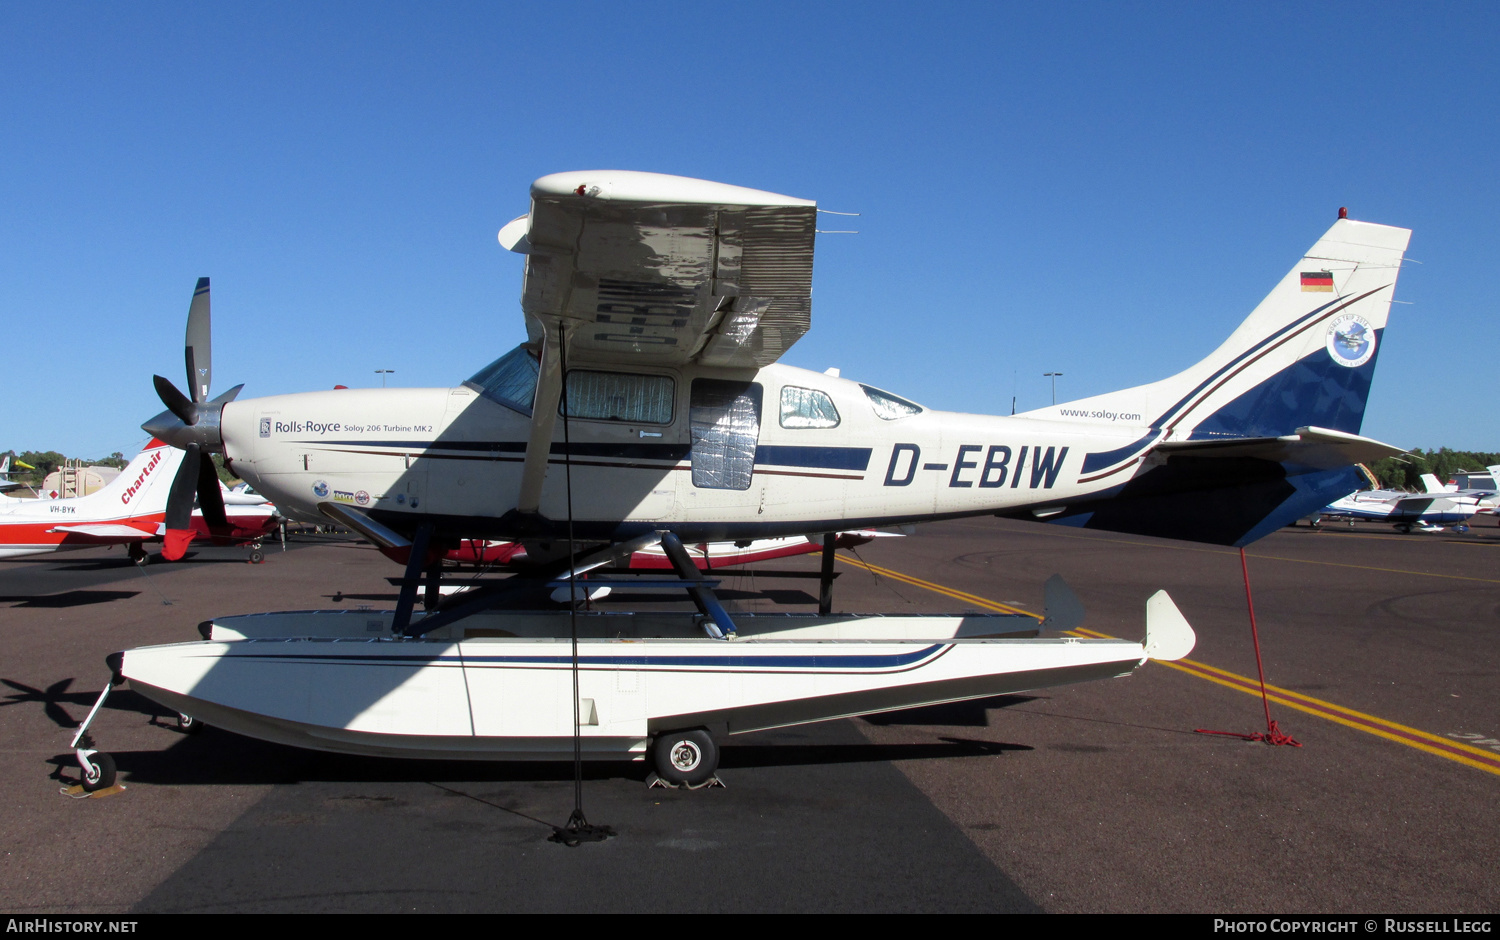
224,360,1127,544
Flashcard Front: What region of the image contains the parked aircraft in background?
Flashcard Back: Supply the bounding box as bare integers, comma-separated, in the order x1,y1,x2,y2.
447,530,885,568
1447,466,1500,493
1425,468,1500,513
443,530,892,603
0,456,34,495
1315,485,1484,532
0,440,282,562
221,481,272,507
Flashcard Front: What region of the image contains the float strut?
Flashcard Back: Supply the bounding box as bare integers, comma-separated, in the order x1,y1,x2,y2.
393,524,433,635
818,532,837,615
423,556,443,611
659,531,737,639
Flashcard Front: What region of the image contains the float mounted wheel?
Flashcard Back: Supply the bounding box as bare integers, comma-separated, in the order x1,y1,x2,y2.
81,752,116,792
652,729,719,788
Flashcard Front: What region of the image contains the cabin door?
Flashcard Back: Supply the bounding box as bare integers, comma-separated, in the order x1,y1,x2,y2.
689,379,762,491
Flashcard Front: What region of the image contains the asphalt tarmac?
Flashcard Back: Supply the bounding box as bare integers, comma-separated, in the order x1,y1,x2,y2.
1,519,1496,914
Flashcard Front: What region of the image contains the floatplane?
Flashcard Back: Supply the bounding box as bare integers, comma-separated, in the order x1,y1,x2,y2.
71,172,1410,793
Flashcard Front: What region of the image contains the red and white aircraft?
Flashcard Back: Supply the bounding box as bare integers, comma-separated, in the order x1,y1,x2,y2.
446,530,884,568
0,440,281,562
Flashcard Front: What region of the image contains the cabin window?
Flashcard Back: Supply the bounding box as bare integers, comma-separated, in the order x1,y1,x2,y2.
691,379,762,490
464,345,539,415
779,386,840,429
860,384,923,420
562,371,674,424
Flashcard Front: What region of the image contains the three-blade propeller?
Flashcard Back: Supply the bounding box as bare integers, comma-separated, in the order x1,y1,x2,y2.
143,278,241,560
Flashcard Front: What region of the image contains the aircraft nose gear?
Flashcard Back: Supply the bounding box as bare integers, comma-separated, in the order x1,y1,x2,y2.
649,729,723,789
78,748,116,793
68,670,124,794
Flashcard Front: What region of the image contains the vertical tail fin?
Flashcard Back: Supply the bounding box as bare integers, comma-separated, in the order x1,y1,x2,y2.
1419,473,1453,494
1040,216,1411,440
80,440,183,518
1038,216,1412,547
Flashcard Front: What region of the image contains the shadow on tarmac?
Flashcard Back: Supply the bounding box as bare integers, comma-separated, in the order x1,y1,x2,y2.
42,721,1027,789
861,693,1037,726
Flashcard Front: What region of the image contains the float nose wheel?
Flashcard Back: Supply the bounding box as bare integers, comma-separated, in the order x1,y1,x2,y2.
77,746,116,792
651,729,720,788
70,668,123,792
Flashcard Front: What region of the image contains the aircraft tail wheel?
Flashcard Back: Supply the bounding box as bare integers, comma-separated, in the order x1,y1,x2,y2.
128,543,147,564
652,729,719,788
176,712,204,734
80,751,116,792
248,549,265,564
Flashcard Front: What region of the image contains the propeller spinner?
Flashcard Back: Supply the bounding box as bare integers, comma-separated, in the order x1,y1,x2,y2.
142,278,243,560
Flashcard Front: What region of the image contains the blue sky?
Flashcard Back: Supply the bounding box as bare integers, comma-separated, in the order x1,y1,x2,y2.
3,2,1497,457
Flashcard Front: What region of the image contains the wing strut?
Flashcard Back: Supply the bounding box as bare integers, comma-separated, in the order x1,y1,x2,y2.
515,321,563,518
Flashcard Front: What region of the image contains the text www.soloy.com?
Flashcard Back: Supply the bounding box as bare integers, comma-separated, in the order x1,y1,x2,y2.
1057,408,1142,422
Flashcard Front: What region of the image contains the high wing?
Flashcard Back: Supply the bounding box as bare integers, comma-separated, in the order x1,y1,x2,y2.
499,170,817,369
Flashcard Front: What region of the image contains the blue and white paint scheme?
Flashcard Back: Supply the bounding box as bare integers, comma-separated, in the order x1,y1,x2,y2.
1316,484,1485,533
137,173,1413,554
113,173,1410,776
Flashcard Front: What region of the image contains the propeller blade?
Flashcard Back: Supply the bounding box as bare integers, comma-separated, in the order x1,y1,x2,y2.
153,375,198,427
209,383,244,405
163,444,201,561
196,453,230,535
184,277,211,403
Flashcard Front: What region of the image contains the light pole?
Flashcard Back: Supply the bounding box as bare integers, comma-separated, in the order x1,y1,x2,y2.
1044,372,1063,405
375,369,394,388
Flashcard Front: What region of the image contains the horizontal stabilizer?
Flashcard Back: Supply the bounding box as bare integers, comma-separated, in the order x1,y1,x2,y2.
47,524,156,541
1153,426,1404,470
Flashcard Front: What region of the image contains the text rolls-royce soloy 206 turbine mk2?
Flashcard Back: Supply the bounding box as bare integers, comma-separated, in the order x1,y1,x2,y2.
68,172,1409,791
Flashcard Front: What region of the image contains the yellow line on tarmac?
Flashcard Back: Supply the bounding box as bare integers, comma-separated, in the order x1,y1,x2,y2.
1070,626,1500,776
839,553,1500,777
836,556,1041,619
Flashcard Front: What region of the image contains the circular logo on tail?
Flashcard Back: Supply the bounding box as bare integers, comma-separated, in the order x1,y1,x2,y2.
1326,314,1375,368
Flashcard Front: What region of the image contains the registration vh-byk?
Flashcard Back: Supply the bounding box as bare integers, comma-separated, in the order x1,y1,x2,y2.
70,172,1411,793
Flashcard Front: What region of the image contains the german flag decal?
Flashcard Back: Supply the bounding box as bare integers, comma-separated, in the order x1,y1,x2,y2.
1301,271,1334,292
